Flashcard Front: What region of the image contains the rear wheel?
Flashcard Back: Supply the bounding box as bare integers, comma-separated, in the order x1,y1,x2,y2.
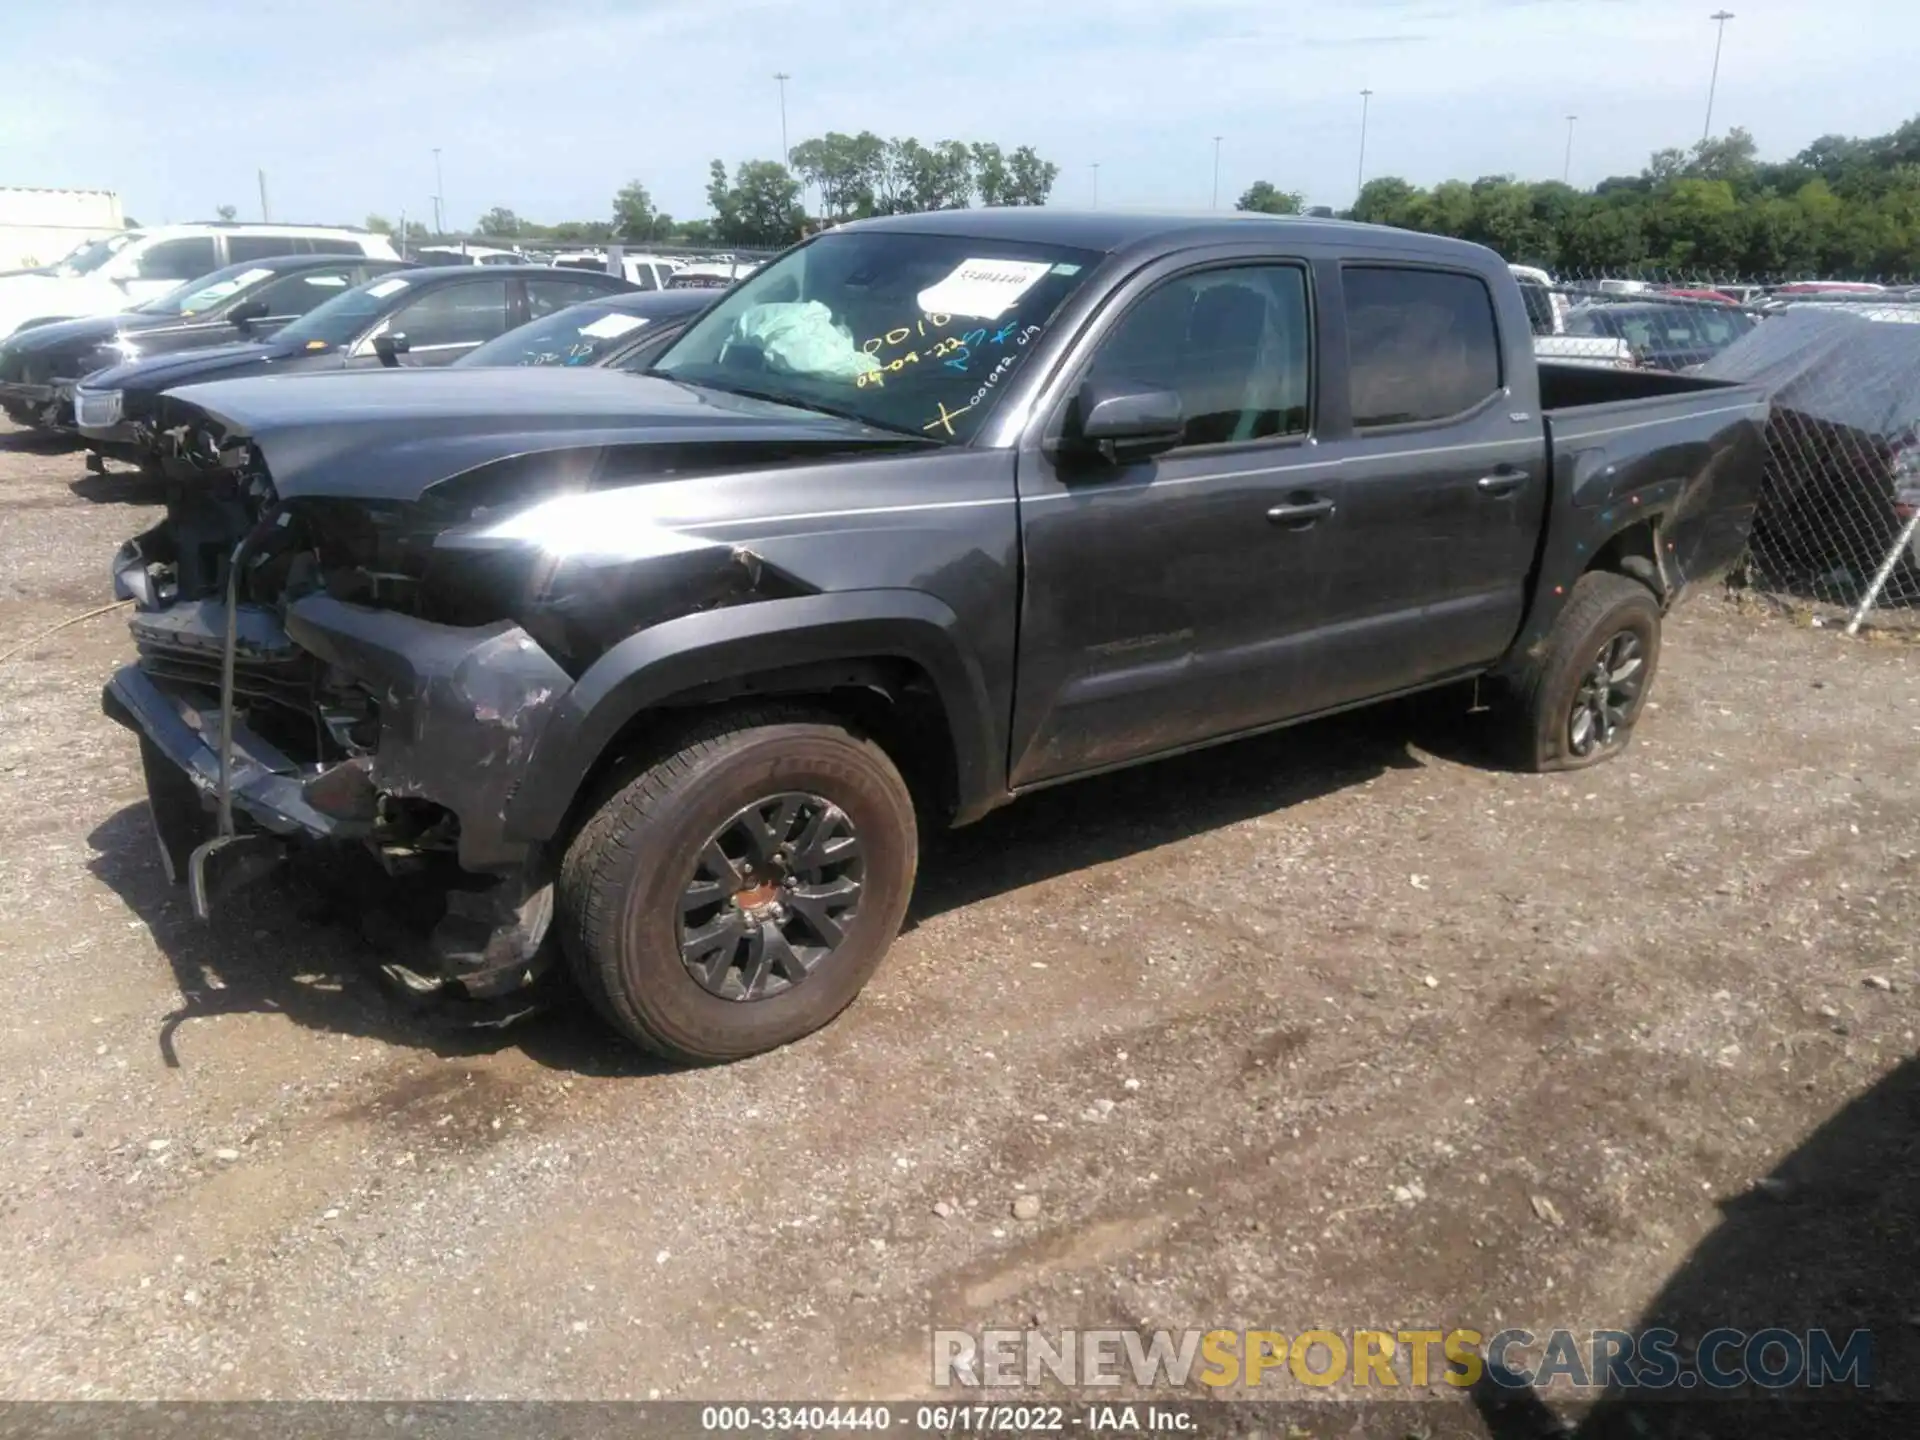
1506,571,1662,772
557,706,918,1063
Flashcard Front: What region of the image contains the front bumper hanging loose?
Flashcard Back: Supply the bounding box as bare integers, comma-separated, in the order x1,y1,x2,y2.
102,594,577,913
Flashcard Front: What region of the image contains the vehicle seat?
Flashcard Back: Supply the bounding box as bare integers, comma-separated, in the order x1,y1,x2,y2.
1182,284,1268,445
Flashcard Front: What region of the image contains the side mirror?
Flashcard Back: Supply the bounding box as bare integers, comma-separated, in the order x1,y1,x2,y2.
1072,379,1186,462
229,299,269,332
373,331,411,367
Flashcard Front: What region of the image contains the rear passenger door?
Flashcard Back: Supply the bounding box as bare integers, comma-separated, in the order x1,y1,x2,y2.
1302,263,1546,711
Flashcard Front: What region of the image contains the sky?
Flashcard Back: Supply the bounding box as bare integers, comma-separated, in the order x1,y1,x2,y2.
2,0,1917,231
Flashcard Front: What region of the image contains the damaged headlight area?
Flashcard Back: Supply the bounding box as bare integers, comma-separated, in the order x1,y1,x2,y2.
101,403,800,1009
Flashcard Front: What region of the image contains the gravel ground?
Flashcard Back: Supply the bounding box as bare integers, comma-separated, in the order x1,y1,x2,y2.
0,420,1914,1422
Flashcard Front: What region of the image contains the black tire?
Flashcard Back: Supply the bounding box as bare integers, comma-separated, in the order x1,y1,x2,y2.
556,705,918,1063
1506,571,1662,772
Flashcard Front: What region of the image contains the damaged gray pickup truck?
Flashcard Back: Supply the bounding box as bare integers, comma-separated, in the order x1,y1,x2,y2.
104,211,1770,1063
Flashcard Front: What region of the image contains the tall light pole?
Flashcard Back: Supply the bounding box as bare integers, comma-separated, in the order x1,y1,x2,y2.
1211,135,1223,209
431,147,444,235
773,72,791,165
1090,162,1100,209
1703,10,1734,143
1563,115,1578,184
1356,89,1374,202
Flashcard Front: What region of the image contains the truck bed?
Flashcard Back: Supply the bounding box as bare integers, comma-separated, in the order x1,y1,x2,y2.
1529,364,1771,635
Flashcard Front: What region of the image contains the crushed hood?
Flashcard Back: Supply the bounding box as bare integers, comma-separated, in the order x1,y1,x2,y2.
163,368,931,501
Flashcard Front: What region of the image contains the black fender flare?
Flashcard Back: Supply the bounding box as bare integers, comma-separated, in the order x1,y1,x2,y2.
501,589,1004,844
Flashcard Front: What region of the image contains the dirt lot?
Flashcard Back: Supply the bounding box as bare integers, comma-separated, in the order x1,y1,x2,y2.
0,419,1914,1422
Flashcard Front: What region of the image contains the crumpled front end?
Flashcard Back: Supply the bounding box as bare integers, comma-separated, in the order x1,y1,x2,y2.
101,401,774,1001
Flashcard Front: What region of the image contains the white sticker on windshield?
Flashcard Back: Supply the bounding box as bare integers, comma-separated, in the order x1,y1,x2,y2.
306,274,348,287
578,313,648,340
366,277,411,298
916,258,1053,320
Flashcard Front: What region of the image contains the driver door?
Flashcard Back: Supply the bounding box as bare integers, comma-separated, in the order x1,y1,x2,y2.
1009,259,1342,786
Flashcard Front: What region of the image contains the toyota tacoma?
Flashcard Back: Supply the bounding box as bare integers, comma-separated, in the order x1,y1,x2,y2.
102,211,1770,1062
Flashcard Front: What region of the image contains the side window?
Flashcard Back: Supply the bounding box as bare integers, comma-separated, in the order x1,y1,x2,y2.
305,238,364,256
1343,266,1502,428
390,279,510,348
526,276,617,318
250,268,355,317
1082,264,1311,447
1517,280,1556,337
135,237,219,282
228,235,299,263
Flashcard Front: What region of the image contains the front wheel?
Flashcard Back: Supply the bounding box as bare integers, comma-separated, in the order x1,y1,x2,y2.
1505,571,1662,772
557,706,918,1063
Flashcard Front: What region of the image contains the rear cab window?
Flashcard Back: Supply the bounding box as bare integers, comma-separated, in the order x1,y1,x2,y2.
1342,265,1503,427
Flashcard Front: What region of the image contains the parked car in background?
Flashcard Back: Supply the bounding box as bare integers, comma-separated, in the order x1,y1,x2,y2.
1512,263,1634,369
0,223,399,341
666,259,759,289
73,264,630,463
1704,308,1920,591
552,251,687,291
455,288,712,370
0,254,408,432
1769,281,1886,297
413,244,530,266
1563,299,1757,371
102,210,1768,1062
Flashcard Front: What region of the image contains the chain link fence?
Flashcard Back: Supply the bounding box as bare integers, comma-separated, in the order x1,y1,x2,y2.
1510,264,1920,630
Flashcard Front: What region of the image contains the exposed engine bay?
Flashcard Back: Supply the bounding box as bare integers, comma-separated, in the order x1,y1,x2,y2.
103,403,793,1011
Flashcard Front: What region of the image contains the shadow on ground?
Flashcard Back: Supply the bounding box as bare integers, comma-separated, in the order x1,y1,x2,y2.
86,689,1510,1074
910,684,1498,924
0,427,78,454
69,468,162,505
84,802,663,1079
1475,1056,1919,1438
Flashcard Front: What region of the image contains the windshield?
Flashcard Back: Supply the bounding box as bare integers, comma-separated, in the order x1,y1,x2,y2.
651,231,1101,442
52,232,138,277
131,262,276,318
274,274,411,349
461,300,651,367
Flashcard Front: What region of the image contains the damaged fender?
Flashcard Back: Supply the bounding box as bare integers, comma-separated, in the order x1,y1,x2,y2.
502,587,1005,845
284,596,575,872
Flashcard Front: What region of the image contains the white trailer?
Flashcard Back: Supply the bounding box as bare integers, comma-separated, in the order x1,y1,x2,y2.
0,187,124,271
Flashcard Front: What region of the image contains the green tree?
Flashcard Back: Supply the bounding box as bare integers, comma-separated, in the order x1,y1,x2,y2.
1351,176,1416,225
215,204,237,222
611,181,661,241
476,206,523,238
1235,181,1304,214
790,131,885,219
364,214,394,235
972,143,1011,206
1004,146,1059,206
708,160,803,246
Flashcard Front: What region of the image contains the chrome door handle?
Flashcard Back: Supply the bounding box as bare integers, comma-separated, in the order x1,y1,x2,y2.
1267,497,1336,526
1476,470,1526,496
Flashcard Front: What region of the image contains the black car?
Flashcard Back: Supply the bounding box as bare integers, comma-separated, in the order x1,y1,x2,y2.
0,254,409,432
1562,299,1757,371
74,265,633,461
454,288,713,371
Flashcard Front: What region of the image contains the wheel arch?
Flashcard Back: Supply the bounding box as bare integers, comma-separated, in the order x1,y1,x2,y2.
503,590,1006,848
